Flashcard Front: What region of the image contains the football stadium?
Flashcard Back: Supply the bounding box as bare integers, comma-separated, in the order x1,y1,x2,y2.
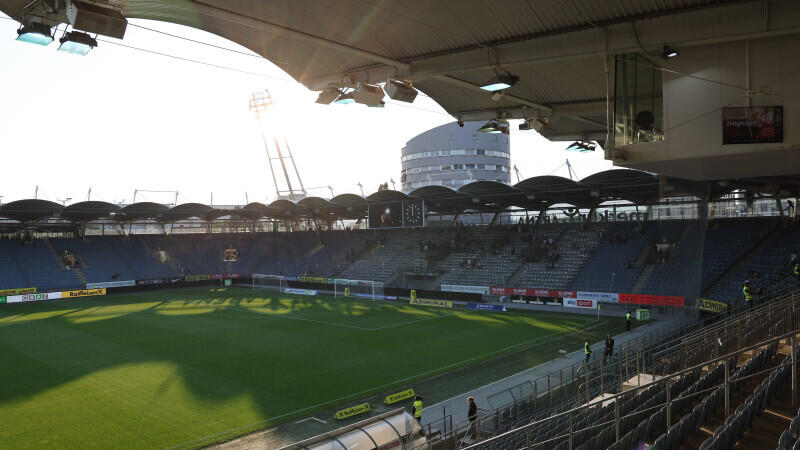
3,1,800,450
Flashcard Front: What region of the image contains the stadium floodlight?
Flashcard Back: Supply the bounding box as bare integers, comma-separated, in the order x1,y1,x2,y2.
58,31,97,55
16,22,54,46
352,83,385,107
334,91,355,104
566,141,597,152
480,72,519,91
384,80,418,103
662,45,679,59
519,117,549,131
477,119,509,134
316,88,344,104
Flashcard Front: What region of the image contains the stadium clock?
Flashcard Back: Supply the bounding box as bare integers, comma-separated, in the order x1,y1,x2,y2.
403,200,424,227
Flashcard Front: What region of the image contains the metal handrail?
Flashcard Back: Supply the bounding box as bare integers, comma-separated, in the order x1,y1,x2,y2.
463,320,800,449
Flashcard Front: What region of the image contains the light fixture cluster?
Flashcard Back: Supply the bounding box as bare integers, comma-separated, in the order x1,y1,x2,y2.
566,141,597,152
316,79,419,107
16,21,97,55
477,119,509,135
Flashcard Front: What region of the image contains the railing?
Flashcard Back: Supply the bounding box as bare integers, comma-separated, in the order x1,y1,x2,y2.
412,289,800,450
465,321,800,449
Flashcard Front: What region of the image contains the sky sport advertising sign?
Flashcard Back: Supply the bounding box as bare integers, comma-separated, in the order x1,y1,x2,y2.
563,298,596,309
722,106,783,144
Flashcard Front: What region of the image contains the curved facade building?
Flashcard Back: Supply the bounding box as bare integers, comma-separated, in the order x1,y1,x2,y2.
401,121,511,192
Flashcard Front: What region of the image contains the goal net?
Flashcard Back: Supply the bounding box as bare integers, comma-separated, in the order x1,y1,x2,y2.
333,278,384,301
252,274,287,292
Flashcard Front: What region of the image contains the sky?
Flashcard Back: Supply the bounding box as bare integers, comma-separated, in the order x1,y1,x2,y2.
0,13,612,206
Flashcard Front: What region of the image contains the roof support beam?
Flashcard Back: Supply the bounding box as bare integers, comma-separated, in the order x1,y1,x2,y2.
190,0,410,73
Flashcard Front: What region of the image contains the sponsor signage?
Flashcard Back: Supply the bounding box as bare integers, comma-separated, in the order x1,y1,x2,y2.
184,275,213,282
697,298,728,313
466,302,507,312
7,292,62,303
63,288,106,298
0,296,5,304
284,288,318,296
86,280,135,289
0,287,37,296
576,291,619,303
334,402,371,420
490,287,576,298
619,293,684,307
441,284,490,295
563,298,596,309
410,298,453,308
136,278,166,286
723,106,783,145
384,388,416,405
212,273,243,279
298,276,331,284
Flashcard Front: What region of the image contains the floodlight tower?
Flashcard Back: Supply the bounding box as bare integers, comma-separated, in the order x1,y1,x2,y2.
249,90,307,201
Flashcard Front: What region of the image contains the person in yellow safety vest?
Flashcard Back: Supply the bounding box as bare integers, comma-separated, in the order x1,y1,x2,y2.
626,311,631,331
412,396,423,423
743,280,754,311
584,341,591,363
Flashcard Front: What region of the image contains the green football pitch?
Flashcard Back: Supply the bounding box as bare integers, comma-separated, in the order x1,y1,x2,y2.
0,287,631,448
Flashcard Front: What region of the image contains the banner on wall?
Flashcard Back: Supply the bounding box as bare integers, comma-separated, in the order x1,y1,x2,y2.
563,298,596,309
410,298,453,308
442,284,490,295
184,275,213,282
466,302,506,312
697,298,728,313
137,278,166,286
490,287,576,298
298,276,330,284
6,292,62,303
63,288,106,298
576,291,619,303
619,293,684,307
86,280,135,289
0,287,37,296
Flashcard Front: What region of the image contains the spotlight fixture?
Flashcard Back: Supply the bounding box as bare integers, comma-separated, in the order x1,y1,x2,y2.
566,141,597,152
58,31,97,55
352,82,385,107
315,88,343,104
334,92,355,104
661,45,679,59
477,119,509,134
519,117,549,131
384,80,418,103
16,22,54,46
480,72,519,91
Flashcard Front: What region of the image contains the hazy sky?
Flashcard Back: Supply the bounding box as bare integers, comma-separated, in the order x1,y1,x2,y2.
0,13,613,206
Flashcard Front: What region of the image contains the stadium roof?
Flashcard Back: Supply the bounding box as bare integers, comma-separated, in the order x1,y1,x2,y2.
0,0,777,147
3,169,797,227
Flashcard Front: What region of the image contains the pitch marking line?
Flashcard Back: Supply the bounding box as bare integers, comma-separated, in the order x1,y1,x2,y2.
294,416,327,424
170,318,603,449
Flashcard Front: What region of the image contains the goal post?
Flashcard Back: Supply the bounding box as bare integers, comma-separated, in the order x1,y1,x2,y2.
333,278,384,301
252,274,287,293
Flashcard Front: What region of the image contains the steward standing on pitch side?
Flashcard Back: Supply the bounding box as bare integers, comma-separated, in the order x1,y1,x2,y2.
412,396,423,423
584,340,591,363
